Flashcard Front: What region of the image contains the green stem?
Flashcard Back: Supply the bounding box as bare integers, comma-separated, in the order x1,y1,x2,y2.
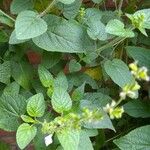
39,0,57,17
0,9,15,22
96,37,124,54
114,98,123,108
118,0,123,17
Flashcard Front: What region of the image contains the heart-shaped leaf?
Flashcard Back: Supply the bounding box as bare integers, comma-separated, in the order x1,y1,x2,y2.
16,123,37,149
15,10,47,40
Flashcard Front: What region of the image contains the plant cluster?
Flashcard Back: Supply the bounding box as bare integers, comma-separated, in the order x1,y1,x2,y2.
0,0,150,150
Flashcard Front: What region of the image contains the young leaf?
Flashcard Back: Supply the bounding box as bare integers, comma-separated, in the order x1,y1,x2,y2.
114,125,150,150
106,19,134,37
54,72,68,91
15,10,47,40
10,0,34,14
38,65,54,88
27,93,45,117
21,115,35,123
57,129,80,150
16,123,37,149
104,59,134,88
69,59,81,73
52,87,72,113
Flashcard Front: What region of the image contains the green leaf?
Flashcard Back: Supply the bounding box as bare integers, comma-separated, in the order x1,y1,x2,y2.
10,0,34,14
114,125,150,150
57,129,80,150
3,81,20,95
127,9,150,32
58,0,75,5
15,10,47,40
78,131,94,150
21,115,35,123
68,72,98,90
0,93,26,131
52,87,72,113
33,14,95,53
16,123,37,149
41,52,62,69
85,8,102,21
106,19,134,37
0,30,8,43
0,93,26,117
57,0,82,19
0,61,11,84
84,110,115,131
11,61,33,90
9,30,28,44
134,9,150,29
80,92,111,108
124,100,150,118
69,59,81,73
72,83,85,101
54,72,68,91
80,92,115,131
87,17,107,41
27,93,45,117
38,65,54,88
104,59,134,88
126,46,150,70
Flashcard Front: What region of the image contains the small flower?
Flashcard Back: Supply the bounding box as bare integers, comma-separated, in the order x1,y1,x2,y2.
129,61,138,72
103,100,116,113
120,82,140,99
109,107,124,119
79,8,86,17
45,134,53,146
103,101,124,119
129,61,149,81
138,67,150,81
